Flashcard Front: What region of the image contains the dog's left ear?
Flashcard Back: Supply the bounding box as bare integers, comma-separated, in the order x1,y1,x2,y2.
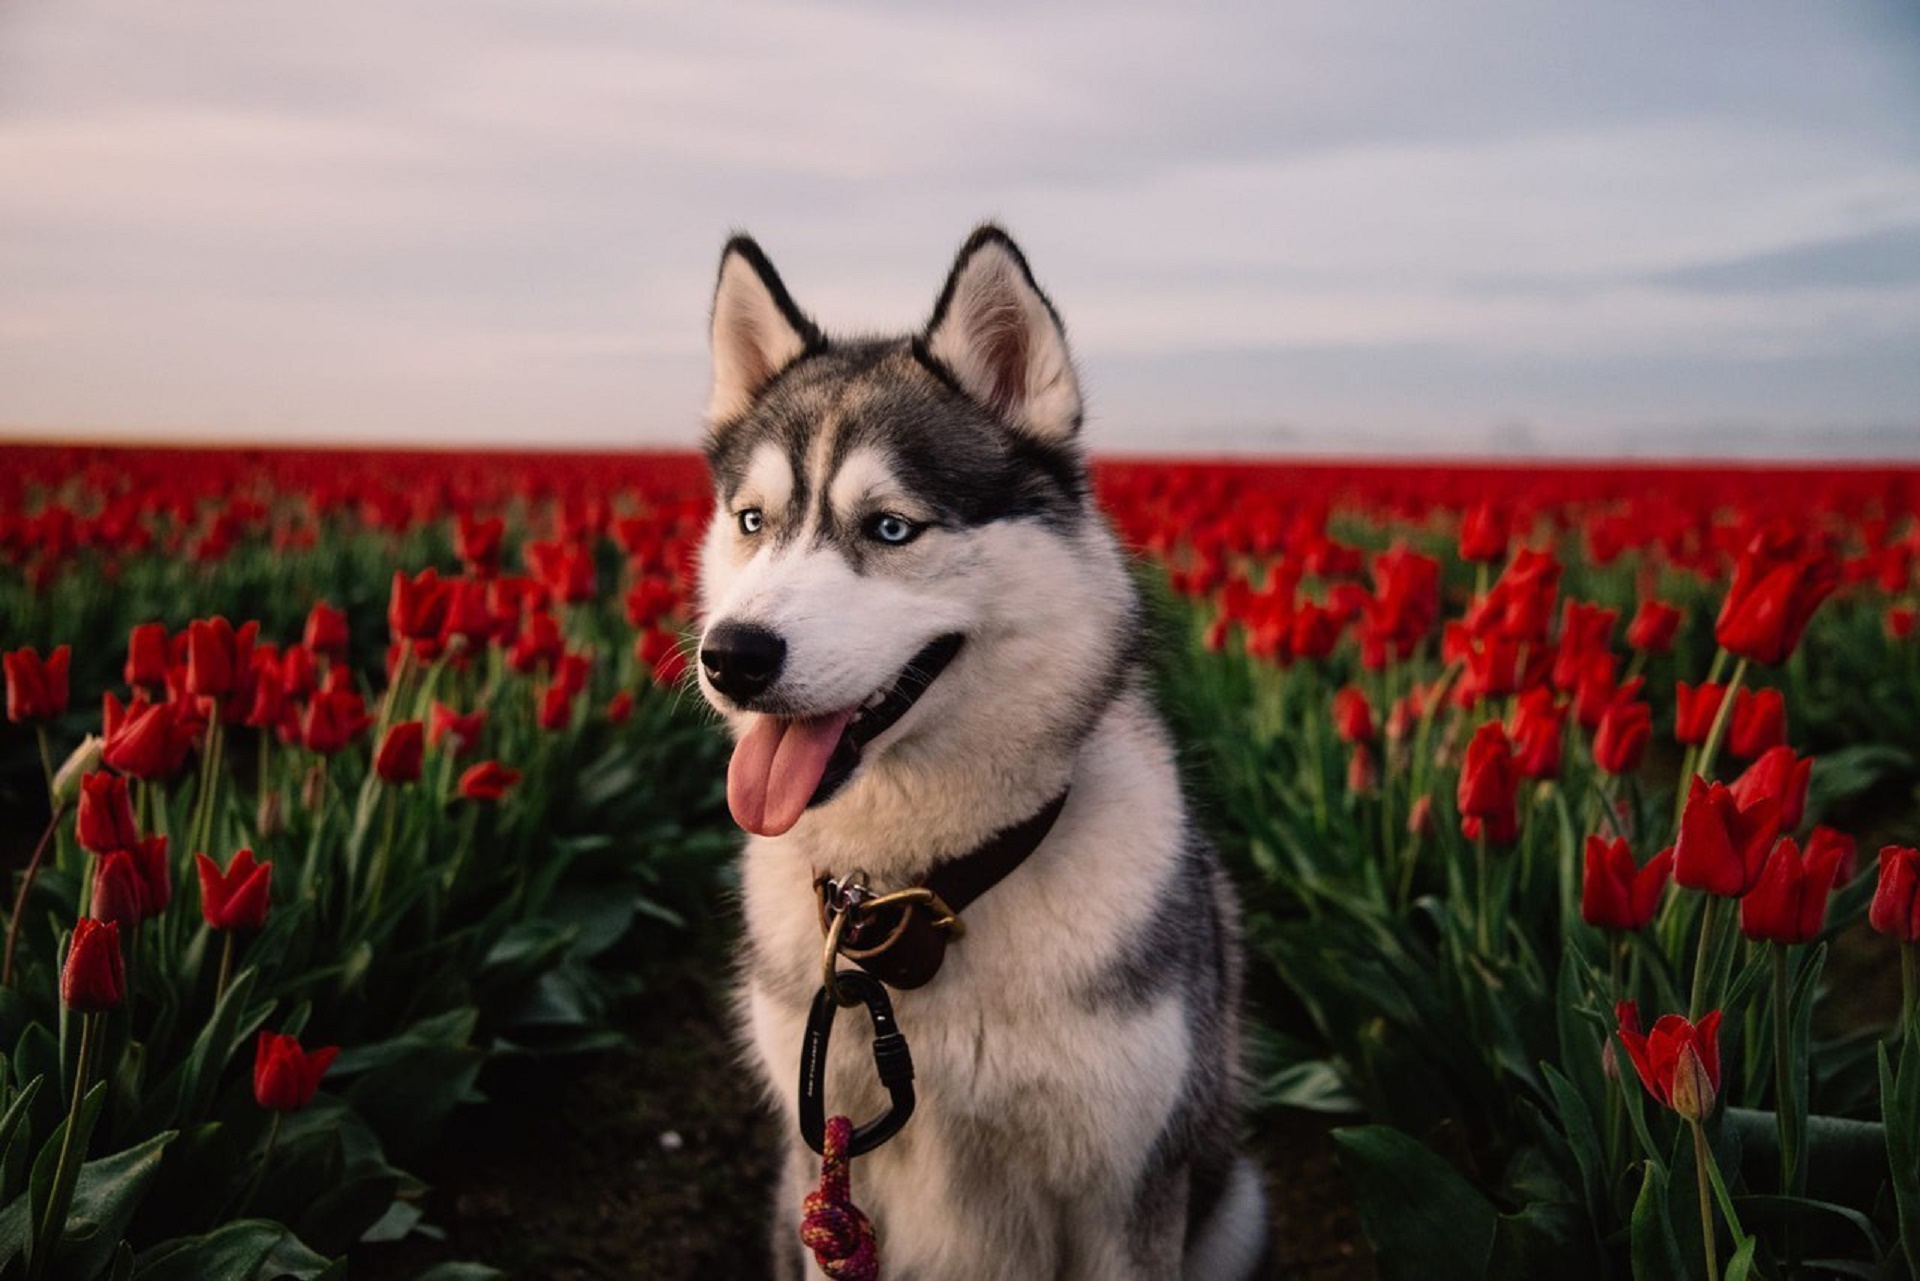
709,235,822,425
924,226,1082,441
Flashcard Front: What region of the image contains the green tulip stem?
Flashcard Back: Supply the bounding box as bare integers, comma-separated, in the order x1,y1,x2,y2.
214,931,236,1006
187,715,226,859
36,726,55,803
366,787,400,917
1670,648,1732,834
1694,656,1748,787
1903,941,1917,1046
33,1011,97,1279
1690,1118,1721,1281
236,1110,283,1219
1475,833,1492,955
1772,945,1801,1196
2,801,66,987
1689,896,1722,1020
373,644,416,749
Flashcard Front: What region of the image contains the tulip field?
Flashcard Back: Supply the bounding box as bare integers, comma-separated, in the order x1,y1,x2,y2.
3,444,1920,1280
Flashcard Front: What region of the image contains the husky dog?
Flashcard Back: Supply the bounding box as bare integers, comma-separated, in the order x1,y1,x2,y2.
694,226,1267,1280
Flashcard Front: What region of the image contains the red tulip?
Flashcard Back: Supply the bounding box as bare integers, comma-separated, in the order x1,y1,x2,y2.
456,512,505,577
1806,824,1859,886
1582,837,1673,932
1674,682,1726,747
253,1031,340,1112
1740,834,1847,944
91,835,170,927
1727,687,1787,760
1889,606,1917,642
389,568,452,643
624,577,677,629
197,848,272,932
375,721,425,784
279,643,319,697
526,539,596,604
509,610,565,674
1361,544,1441,667
102,692,196,780
1626,600,1683,654
1332,686,1373,743
1674,775,1782,897
1616,1002,1721,1121
303,600,350,660
1508,688,1566,779
1715,528,1839,666
300,687,371,756
1346,743,1378,795
1458,501,1508,563
185,617,257,700
428,701,487,756
5,644,70,722
77,771,140,855
1552,601,1617,691
557,653,593,699
1572,654,1640,731
1730,745,1812,832
61,918,125,1012
459,760,521,801
125,623,169,689
1869,845,1920,942
606,690,635,726
1457,722,1518,844
441,577,495,647
537,685,574,732
1592,700,1652,776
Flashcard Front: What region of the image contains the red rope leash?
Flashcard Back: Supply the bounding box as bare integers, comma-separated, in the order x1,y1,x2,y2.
800,1114,880,1280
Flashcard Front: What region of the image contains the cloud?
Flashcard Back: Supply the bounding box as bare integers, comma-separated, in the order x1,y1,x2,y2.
1,0,1916,454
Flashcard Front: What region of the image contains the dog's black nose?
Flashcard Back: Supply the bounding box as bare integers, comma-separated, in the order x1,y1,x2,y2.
700,622,786,703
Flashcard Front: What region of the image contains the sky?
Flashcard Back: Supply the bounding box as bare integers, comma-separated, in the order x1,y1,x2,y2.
2,1,1917,458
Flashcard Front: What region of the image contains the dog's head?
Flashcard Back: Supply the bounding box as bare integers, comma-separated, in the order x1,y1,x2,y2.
696,226,1135,839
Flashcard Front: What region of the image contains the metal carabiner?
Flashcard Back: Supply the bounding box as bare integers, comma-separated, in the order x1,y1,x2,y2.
798,969,915,1157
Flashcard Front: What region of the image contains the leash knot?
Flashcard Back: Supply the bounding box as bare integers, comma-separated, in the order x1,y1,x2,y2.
800,1114,880,1280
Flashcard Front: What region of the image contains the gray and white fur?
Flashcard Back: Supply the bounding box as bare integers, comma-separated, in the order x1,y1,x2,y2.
694,225,1268,1280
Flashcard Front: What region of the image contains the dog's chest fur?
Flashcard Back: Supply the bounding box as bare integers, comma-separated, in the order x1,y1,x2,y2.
739,689,1234,1277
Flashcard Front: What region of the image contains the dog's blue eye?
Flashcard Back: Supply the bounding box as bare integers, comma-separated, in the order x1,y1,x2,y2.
736,508,763,536
866,513,920,546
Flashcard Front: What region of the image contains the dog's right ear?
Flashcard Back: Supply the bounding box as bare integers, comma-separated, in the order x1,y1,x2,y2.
708,236,822,424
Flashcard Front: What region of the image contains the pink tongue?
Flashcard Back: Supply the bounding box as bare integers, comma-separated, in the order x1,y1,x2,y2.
727,710,857,837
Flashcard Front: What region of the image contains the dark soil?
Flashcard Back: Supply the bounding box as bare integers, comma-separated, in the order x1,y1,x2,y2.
351,977,1374,1280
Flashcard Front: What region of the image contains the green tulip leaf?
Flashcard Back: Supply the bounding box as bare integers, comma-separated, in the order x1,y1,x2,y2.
1333,1125,1495,1279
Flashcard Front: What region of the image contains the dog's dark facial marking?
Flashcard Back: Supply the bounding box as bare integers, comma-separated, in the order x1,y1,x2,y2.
707,340,1086,558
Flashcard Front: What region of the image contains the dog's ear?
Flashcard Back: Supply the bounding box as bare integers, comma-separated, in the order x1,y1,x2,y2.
708,235,822,424
924,226,1082,441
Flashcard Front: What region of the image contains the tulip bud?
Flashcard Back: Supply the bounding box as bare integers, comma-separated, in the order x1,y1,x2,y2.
1617,1002,1722,1121
125,623,170,688
5,644,71,722
92,850,149,927
459,760,521,802
50,735,104,808
77,772,140,855
1668,1040,1718,1121
197,849,272,933
257,789,284,839
1869,845,1920,943
61,918,125,1012
253,1030,340,1112
375,721,425,785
